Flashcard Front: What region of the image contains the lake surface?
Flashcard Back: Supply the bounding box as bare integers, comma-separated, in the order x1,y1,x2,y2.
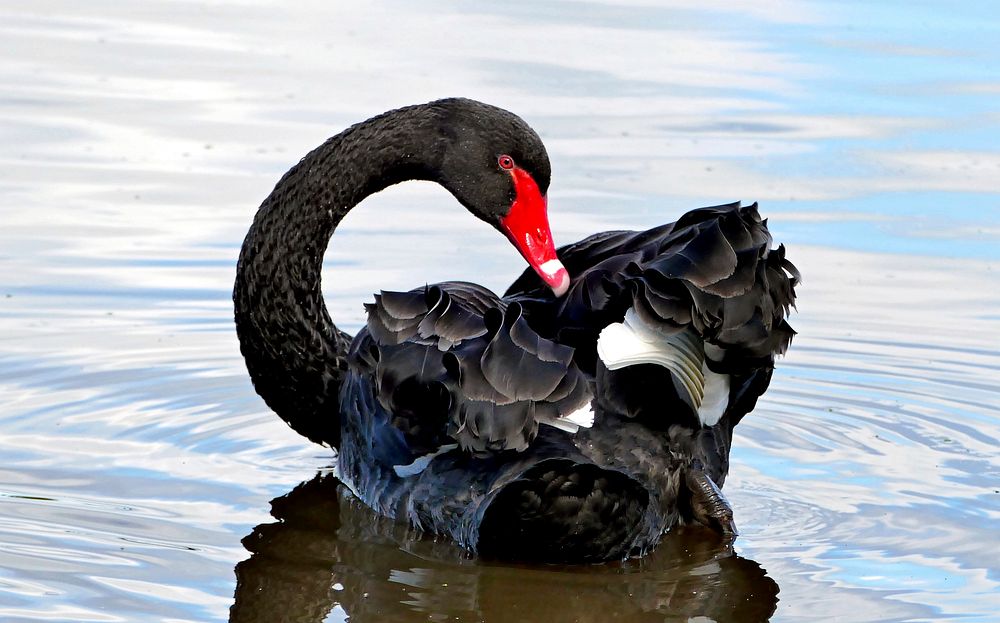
1,1,998,621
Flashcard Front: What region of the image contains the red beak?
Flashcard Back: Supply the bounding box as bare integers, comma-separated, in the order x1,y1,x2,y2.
499,167,570,297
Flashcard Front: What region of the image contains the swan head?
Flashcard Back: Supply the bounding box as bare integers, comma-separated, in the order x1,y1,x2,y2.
431,99,570,297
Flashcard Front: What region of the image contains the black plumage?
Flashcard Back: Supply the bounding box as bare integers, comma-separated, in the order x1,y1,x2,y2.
360,286,591,454
234,99,798,561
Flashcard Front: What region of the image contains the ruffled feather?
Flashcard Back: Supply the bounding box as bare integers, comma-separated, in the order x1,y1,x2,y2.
509,201,797,368
358,282,593,456
355,202,796,464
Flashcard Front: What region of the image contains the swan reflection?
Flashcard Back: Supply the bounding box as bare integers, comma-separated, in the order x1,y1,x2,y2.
230,473,778,622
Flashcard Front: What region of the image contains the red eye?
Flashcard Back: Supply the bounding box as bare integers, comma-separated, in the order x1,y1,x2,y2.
498,154,514,170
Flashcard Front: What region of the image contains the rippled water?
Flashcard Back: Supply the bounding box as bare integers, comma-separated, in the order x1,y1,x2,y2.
1,1,998,621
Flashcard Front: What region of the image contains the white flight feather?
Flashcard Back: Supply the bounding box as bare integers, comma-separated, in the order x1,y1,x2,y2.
539,404,595,434
597,308,730,427
698,367,730,427
392,443,458,478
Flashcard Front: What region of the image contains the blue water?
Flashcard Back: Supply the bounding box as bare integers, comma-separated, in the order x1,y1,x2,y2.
1,1,998,621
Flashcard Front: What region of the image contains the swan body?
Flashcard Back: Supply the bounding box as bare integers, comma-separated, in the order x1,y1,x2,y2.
234,99,798,561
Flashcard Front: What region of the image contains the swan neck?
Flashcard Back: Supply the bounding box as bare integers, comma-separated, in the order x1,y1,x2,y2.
233,104,444,447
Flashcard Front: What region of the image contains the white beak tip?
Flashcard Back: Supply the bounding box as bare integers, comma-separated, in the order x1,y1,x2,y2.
550,270,570,297
539,259,570,297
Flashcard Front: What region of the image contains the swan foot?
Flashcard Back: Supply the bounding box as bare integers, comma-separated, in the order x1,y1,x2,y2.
684,467,738,537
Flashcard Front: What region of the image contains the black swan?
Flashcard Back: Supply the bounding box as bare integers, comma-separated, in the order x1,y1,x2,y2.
234,98,798,562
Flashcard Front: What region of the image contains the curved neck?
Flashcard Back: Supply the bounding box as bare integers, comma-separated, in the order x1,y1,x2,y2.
234,104,446,447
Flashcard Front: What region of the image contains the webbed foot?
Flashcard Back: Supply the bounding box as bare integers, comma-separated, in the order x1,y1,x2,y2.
684,467,738,537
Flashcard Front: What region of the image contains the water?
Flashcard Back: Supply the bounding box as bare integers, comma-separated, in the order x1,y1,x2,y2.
1,1,998,621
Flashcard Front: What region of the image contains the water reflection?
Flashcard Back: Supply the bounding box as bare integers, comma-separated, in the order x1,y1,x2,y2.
231,473,779,623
